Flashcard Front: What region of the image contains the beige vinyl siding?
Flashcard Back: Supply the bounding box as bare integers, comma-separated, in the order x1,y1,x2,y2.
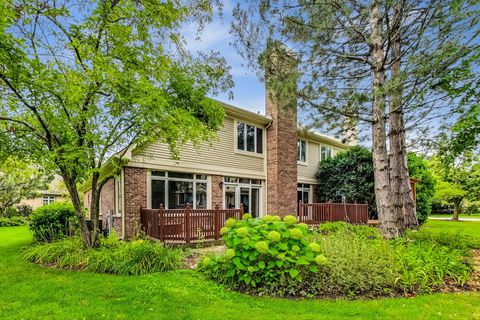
298,140,320,183
129,116,266,179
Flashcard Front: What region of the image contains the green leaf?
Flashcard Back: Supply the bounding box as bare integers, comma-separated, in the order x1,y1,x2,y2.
258,261,265,269
288,268,299,278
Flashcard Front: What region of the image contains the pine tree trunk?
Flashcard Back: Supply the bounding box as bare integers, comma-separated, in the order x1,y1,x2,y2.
388,3,418,229
371,0,404,239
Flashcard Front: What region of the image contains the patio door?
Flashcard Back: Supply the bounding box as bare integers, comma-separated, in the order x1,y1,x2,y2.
223,178,262,217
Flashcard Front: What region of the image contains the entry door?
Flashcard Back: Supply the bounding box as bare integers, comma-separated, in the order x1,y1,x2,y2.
224,185,261,217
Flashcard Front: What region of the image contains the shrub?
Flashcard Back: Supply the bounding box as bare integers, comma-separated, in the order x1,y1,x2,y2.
22,232,183,275
199,217,474,298
198,214,328,293
0,216,27,227
16,204,33,217
29,202,77,242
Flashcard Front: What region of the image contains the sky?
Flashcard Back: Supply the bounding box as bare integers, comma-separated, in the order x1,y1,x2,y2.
182,1,266,115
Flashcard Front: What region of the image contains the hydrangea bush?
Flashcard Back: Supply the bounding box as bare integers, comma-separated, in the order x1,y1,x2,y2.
198,214,327,290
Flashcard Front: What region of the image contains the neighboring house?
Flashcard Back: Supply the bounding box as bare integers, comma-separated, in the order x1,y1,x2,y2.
21,175,69,210
84,94,352,239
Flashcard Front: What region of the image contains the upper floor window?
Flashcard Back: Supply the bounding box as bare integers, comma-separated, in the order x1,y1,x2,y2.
237,122,263,154
297,139,307,163
321,146,332,161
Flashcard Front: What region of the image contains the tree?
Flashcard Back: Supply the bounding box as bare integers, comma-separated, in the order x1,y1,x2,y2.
316,146,376,217
430,154,480,221
406,153,436,224
317,147,436,224
231,0,479,238
0,157,50,216
0,0,233,247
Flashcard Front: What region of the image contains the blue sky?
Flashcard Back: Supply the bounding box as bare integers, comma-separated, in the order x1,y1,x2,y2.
183,2,266,115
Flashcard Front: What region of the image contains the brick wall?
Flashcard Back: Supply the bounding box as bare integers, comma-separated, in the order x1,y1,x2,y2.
211,175,223,209
123,167,147,239
83,189,92,217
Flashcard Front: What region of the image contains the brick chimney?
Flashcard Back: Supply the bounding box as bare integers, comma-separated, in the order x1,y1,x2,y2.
264,42,298,216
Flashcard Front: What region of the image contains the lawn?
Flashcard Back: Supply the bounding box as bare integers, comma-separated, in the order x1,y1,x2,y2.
1,223,479,320
430,213,480,219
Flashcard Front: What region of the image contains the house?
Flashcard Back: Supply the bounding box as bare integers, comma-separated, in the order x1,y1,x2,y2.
83,96,351,239
21,175,69,210
83,50,354,239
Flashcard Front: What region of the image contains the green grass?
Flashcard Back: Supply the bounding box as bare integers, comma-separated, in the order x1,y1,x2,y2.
420,220,480,247
1,225,480,319
430,213,480,219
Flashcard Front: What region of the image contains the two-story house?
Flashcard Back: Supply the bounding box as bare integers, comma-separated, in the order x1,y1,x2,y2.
84,95,350,239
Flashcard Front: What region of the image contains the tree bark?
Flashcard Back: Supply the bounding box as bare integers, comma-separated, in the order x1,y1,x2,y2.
388,2,418,229
452,198,461,221
370,0,404,239
89,172,101,247
59,168,91,248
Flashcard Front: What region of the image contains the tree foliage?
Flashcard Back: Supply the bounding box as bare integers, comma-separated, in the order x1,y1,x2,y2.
0,0,233,247
406,153,436,224
316,147,436,224
316,146,375,216
0,157,50,216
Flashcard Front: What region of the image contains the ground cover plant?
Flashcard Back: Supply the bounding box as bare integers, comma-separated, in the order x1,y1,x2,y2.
0,216,27,227
198,217,475,298
22,231,183,275
1,225,480,319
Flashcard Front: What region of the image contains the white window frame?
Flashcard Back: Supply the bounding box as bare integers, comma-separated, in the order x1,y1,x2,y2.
150,172,208,210
114,176,122,217
321,145,333,161
42,196,55,206
235,120,264,155
222,177,263,217
297,139,308,164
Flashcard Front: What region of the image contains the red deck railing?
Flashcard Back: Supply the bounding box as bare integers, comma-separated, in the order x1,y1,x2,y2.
140,202,368,243
297,201,369,224
140,204,244,244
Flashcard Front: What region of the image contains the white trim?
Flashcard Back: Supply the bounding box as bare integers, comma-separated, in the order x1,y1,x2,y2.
234,119,265,156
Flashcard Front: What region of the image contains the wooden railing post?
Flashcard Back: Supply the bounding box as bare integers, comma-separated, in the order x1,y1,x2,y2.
298,200,303,222
185,203,191,244
354,201,358,224
159,204,165,242
328,200,332,222
214,205,220,240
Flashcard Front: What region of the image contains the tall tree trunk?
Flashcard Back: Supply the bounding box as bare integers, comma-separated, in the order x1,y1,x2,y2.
388,2,418,229
452,198,461,221
371,0,404,239
59,168,91,248
89,172,101,247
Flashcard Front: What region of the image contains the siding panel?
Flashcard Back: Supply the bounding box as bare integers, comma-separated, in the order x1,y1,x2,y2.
130,117,265,178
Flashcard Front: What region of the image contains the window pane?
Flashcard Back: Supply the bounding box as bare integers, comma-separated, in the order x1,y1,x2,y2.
196,174,207,181
168,172,194,179
246,125,255,152
297,140,301,161
225,185,236,209
303,191,309,203
237,122,245,150
224,176,238,183
168,181,193,209
196,182,207,209
251,188,260,218
239,178,250,184
151,180,165,209
251,179,261,185
301,140,306,162
256,128,263,154
240,187,250,213
151,171,165,177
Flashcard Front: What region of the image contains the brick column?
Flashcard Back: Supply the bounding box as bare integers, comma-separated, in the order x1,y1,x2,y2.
123,167,147,239
211,175,223,208
265,42,298,216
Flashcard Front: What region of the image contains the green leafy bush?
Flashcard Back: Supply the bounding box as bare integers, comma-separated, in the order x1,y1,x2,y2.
199,218,474,298
0,216,27,227
22,232,183,275
198,214,327,291
29,202,77,242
